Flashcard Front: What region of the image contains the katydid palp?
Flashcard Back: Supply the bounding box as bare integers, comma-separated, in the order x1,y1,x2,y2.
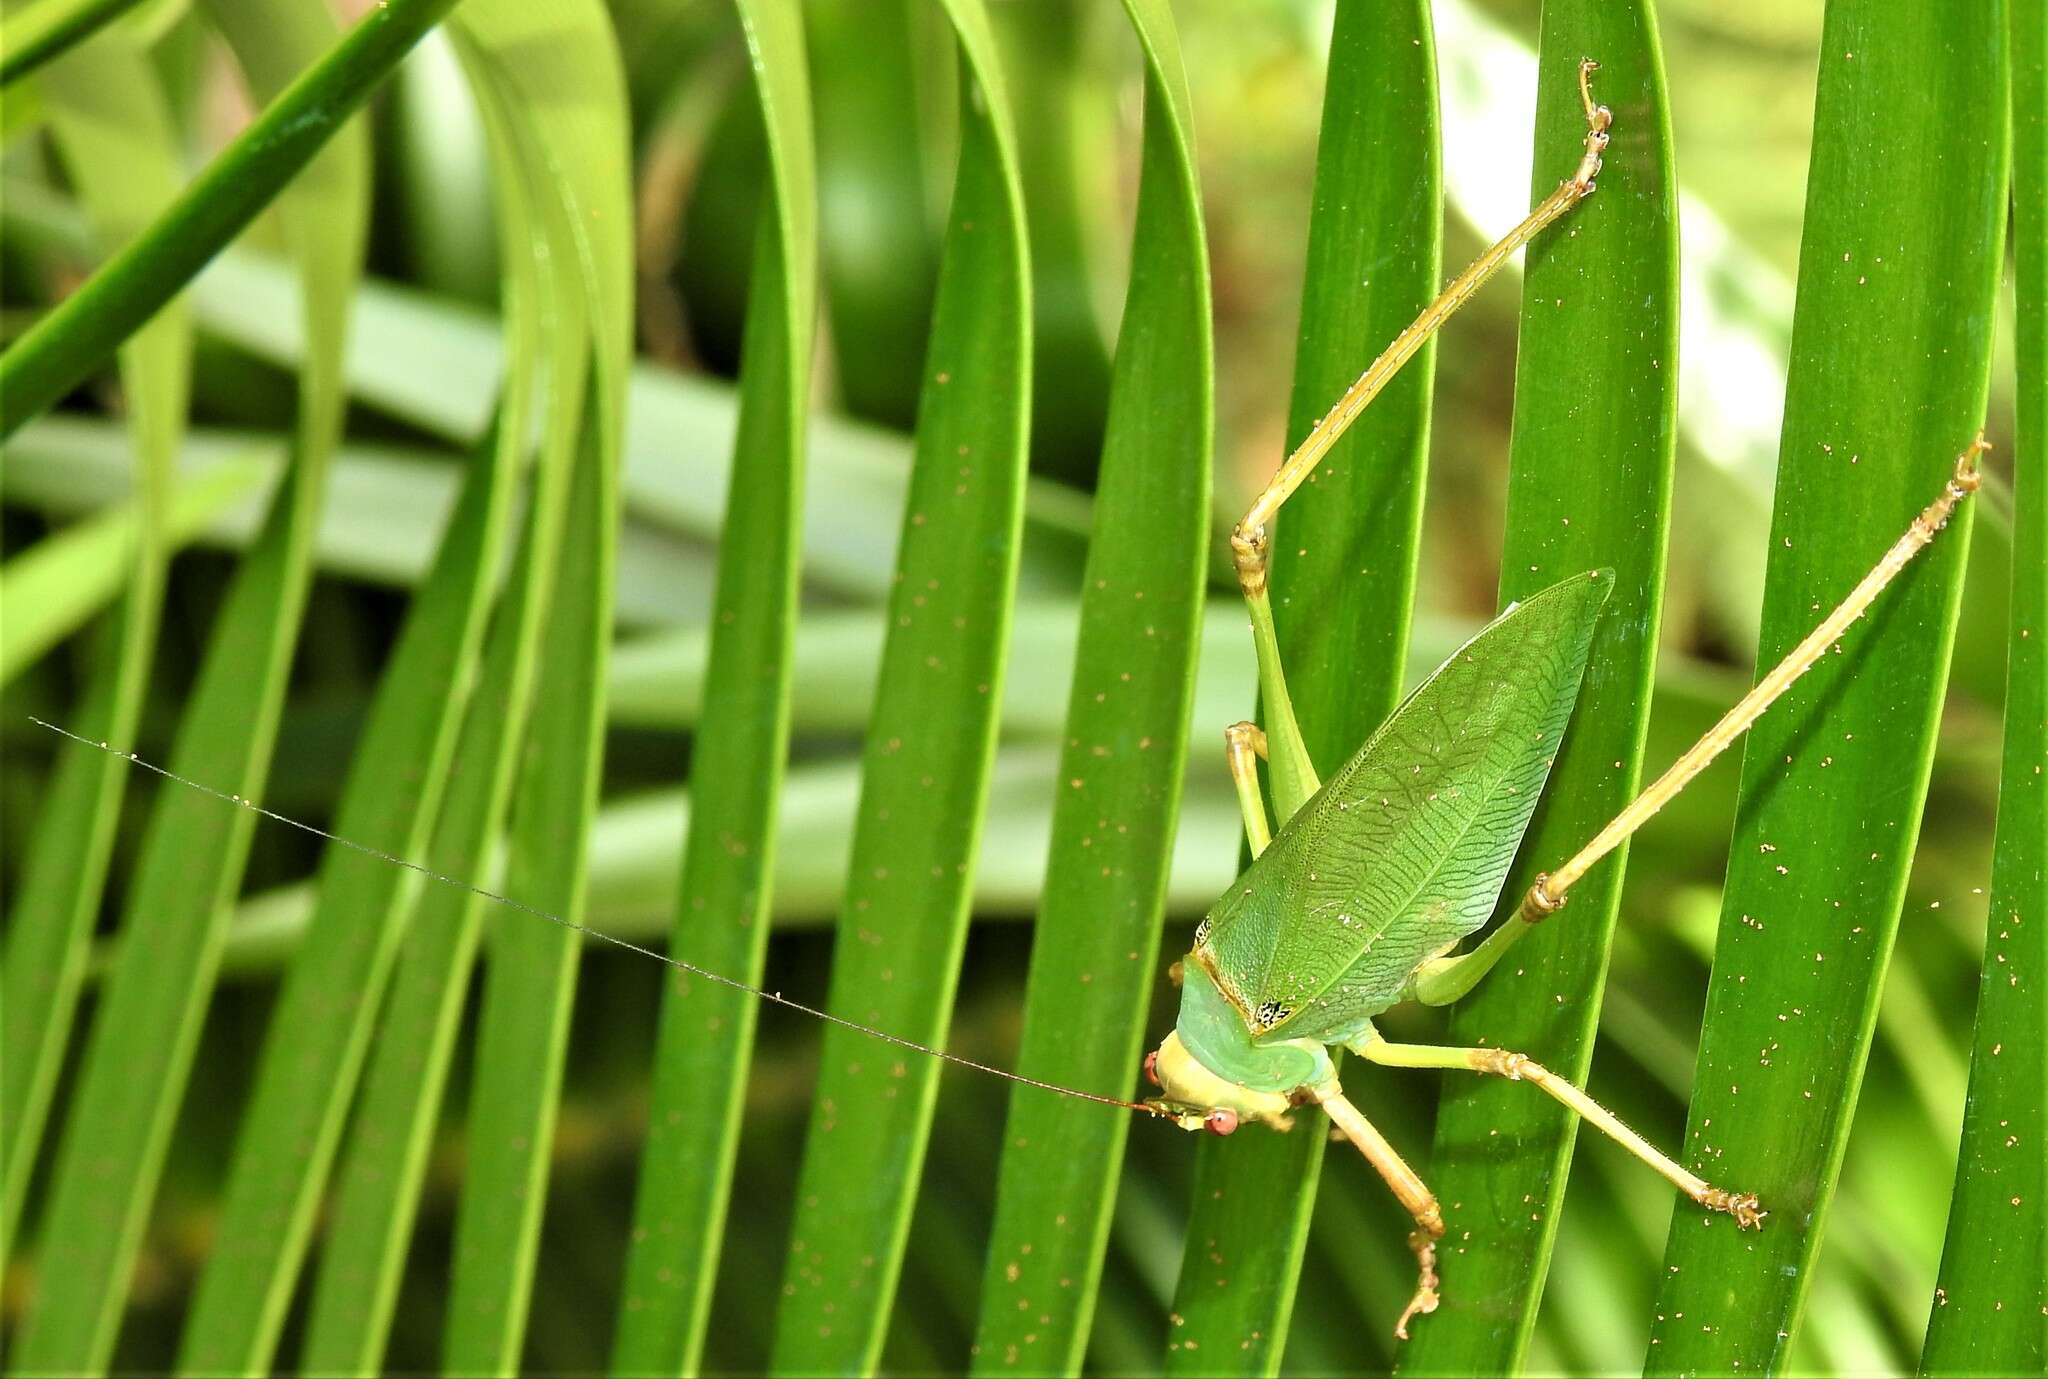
30,55,1989,1348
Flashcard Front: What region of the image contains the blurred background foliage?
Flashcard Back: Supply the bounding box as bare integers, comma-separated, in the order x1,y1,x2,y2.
0,0,2034,1374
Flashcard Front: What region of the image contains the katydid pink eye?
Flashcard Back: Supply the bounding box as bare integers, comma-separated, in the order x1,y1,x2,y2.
1203,1109,1238,1136
1143,1051,1161,1087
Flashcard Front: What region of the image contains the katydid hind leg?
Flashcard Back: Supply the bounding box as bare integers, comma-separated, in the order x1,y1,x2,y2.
1494,436,1988,933
1357,1040,1765,1228
1226,57,1612,607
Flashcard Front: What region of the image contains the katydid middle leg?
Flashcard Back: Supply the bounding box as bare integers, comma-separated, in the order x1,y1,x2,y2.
1231,59,1613,824
1223,722,1275,857
1355,1040,1765,1227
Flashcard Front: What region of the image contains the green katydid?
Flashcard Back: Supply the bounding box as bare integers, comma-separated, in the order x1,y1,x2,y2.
1134,57,1987,1338
32,55,1989,1348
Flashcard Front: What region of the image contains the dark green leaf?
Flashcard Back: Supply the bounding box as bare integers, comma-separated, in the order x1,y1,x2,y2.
766,0,1030,1367
1405,5,1678,1368
611,0,816,1369
1920,2,2048,1369
970,0,1211,1370
1646,1,2008,1367
1167,2,1438,1368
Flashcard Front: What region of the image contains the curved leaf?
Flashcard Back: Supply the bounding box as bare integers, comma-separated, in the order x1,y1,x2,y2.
1167,1,1439,1368
10,0,368,1362
0,26,187,1259
1921,2,2048,1369
423,3,632,1371
1404,5,1677,1368
766,0,1030,1368
969,0,1211,1370
610,0,816,1370
1646,1,2008,1368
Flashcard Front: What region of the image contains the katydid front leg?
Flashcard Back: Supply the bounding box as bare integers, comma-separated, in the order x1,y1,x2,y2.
1314,1090,1445,1339
1232,56,1612,823
1408,436,1989,1006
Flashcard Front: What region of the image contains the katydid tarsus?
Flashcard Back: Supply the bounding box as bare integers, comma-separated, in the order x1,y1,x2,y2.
35,57,1988,1345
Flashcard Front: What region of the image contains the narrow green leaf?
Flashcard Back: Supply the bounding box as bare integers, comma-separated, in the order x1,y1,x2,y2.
435,1,633,1367
0,0,148,88
443,412,616,1373
0,0,450,438
170,419,516,1372
299,465,559,1373
295,31,558,1370
804,0,936,429
970,1,1210,1371
1646,1,2008,1368
0,26,186,1261
1167,2,1438,1369
766,0,1029,1367
9,4,367,1361
1404,7,1677,1368
1921,3,2048,1368
611,0,815,1370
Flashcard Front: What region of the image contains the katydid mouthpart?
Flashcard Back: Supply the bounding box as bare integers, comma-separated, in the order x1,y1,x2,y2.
31,55,1987,1350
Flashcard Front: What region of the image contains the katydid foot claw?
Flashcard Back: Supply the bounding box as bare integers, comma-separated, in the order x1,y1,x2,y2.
1698,1186,1767,1229
1393,1219,1444,1340
1569,58,1613,195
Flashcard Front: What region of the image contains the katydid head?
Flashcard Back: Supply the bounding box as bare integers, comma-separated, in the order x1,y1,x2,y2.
1140,1031,1293,1133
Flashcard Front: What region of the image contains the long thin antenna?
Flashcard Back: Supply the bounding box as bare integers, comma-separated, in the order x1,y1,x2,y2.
30,715,1164,1118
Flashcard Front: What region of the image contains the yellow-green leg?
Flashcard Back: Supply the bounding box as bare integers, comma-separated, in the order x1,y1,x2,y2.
1313,1087,1445,1339
1223,721,1274,857
1407,438,1987,1007
1357,1040,1765,1228
1231,59,1612,827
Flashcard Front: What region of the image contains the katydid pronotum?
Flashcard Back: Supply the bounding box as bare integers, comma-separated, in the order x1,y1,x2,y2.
34,57,1987,1345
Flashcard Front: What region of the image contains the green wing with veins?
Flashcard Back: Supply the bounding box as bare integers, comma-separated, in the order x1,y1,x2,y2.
1199,570,1611,1044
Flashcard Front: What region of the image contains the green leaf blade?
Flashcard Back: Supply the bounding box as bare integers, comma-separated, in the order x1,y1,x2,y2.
0,0,148,88
1646,1,2009,1368
610,0,816,1369
171,418,516,1374
10,4,369,1358
443,420,617,1372
0,0,451,439
298,473,557,1374
1920,2,2048,1369
431,1,634,1367
766,1,1031,1368
968,0,1211,1370
1167,3,1439,1370
0,27,189,1256
1404,6,1678,1369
